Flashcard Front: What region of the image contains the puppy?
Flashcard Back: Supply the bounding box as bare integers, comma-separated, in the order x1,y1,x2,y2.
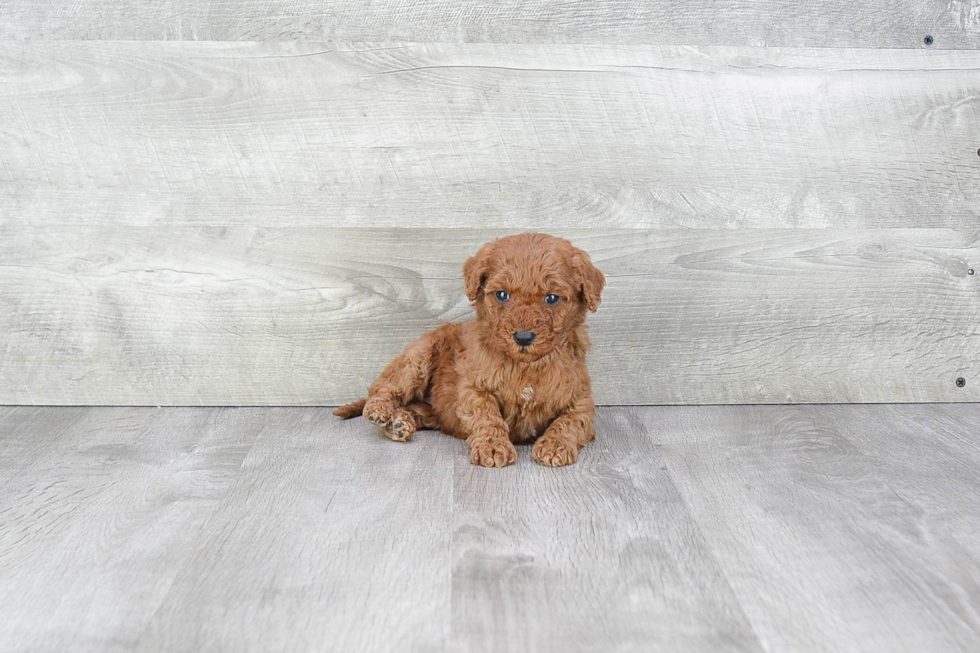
334,232,604,467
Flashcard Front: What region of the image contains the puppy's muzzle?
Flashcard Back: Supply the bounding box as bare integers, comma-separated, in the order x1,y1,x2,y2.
513,331,536,347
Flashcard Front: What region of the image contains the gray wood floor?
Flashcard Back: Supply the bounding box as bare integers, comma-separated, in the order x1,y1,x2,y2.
1,404,978,652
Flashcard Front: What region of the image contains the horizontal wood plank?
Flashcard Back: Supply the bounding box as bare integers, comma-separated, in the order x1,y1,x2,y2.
1,227,976,405
1,1,979,48
2,43,979,230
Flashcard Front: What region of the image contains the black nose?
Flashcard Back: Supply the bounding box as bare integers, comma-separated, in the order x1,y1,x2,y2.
513,331,536,346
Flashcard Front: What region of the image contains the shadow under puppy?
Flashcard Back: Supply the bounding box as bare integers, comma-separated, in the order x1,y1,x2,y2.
334,232,605,467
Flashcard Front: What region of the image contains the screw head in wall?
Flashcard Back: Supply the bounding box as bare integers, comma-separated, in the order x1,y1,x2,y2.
970,268,976,276
956,377,966,388
924,35,934,45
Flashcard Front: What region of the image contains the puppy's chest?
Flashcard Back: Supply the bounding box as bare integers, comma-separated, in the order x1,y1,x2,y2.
498,374,561,441
514,383,538,415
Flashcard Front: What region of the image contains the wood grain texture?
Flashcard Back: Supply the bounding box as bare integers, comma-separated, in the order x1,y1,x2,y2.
649,404,980,653
0,407,266,652
451,409,764,652
3,42,979,405
134,407,455,652
2,43,979,230
2,227,977,406
3,405,980,651
814,403,980,573
1,0,979,47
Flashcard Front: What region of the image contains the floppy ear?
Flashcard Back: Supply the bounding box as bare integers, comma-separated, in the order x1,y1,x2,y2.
462,241,496,302
570,250,605,312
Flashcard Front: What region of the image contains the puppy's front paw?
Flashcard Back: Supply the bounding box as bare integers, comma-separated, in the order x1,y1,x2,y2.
363,397,395,427
383,410,416,442
469,438,518,468
532,436,579,467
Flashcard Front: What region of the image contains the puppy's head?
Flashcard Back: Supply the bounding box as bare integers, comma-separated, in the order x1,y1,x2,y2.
463,233,605,362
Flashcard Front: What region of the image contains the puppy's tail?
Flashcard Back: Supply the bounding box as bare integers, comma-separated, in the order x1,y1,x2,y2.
333,398,367,419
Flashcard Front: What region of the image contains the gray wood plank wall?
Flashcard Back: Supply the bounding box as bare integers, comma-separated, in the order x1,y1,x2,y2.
1,5,978,405
3,1,980,47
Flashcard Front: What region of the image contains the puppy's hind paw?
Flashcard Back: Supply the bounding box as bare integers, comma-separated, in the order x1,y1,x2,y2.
383,411,416,442
469,439,518,468
531,436,579,467
363,397,395,427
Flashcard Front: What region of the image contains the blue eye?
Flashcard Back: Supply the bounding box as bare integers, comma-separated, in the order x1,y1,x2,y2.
495,290,510,303
544,294,561,306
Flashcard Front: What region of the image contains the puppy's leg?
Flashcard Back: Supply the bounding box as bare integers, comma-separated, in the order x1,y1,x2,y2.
402,401,440,429
532,391,596,467
382,402,439,442
383,407,417,442
363,334,438,431
458,382,517,467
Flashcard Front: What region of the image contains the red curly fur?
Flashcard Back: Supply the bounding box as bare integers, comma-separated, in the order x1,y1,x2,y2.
334,232,605,467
